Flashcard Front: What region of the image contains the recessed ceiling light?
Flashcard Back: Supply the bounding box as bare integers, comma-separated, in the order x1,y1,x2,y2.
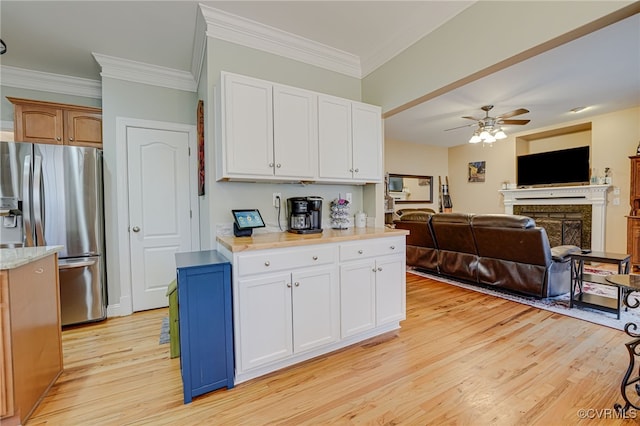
570,106,588,113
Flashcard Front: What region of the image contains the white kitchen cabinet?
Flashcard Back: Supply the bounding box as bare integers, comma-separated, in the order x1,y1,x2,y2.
339,237,406,337
318,95,383,183
339,261,376,337
218,231,406,384
237,266,339,372
216,72,317,181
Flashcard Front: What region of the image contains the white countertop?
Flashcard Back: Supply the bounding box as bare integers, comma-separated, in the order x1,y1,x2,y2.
0,246,64,270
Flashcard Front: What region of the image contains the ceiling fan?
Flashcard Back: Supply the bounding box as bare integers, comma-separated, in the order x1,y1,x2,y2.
445,105,531,143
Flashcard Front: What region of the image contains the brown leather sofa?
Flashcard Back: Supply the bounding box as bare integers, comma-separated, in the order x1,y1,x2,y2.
395,211,580,298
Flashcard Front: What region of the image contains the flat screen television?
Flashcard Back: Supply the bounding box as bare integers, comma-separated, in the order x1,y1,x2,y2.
517,146,590,187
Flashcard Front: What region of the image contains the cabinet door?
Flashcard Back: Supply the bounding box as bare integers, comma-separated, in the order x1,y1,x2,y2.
238,273,292,371
628,218,640,268
65,110,102,148
222,73,274,178
14,104,64,144
291,266,339,353
0,272,13,418
375,255,406,325
340,261,376,337
351,102,382,183
273,85,318,179
318,95,353,180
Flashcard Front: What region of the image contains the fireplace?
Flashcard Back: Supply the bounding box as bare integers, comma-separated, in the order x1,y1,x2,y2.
500,185,609,251
513,204,591,248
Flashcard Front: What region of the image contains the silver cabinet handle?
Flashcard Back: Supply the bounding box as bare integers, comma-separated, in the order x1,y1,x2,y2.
349,168,354,172
33,155,45,245
313,256,318,260
276,163,281,168
372,268,377,272
132,226,140,232
358,249,363,254
264,261,270,266
59,259,97,269
377,267,383,271
354,168,359,173
23,155,34,247
390,245,396,250
294,282,300,287
287,283,292,288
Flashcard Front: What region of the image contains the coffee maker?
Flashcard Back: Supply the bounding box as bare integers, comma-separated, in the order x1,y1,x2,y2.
287,197,323,234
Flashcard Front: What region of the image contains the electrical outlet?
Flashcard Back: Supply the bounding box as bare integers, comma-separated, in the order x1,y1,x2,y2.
273,193,281,208
613,197,620,206
614,186,621,195
345,192,352,203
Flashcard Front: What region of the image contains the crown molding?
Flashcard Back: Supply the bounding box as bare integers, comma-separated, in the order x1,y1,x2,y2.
92,53,197,92
191,8,207,87
0,65,102,99
199,4,361,79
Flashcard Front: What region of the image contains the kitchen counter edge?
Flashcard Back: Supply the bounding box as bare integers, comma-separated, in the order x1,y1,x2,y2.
0,245,64,270
217,227,409,253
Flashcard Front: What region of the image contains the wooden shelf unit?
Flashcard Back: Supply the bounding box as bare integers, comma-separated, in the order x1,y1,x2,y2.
628,156,640,270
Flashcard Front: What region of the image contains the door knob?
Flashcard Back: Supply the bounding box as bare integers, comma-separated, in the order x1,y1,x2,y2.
132,226,140,232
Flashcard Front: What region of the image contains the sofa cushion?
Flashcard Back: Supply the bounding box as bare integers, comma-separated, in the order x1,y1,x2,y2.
471,214,535,229
396,211,432,222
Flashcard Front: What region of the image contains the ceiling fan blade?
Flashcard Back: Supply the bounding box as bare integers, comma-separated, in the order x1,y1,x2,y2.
444,123,476,131
461,115,481,121
496,108,529,119
500,119,531,125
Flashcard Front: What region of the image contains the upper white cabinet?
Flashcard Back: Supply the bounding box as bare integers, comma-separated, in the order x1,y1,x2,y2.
318,95,383,184
216,72,382,184
216,72,317,181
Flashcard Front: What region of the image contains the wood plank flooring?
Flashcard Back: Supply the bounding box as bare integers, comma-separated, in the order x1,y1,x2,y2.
26,273,638,425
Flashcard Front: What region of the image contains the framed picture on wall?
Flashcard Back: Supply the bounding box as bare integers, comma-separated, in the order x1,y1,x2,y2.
468,161,486,182
197,100,205,196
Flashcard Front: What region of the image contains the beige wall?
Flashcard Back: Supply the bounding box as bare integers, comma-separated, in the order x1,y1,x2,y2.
442,106,640,253
525,130,591,154
385,139,448,212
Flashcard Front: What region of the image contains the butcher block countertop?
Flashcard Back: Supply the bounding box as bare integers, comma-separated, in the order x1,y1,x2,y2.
0,245,63,270
217,227,409,253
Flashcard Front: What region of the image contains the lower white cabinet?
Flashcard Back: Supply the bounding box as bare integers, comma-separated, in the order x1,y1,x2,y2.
238,266,339,371
220,234,406,384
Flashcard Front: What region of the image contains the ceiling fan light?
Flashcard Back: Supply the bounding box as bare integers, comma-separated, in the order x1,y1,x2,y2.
494,129,507,139
469,134,482,143
479,130,491,140
484,134,496,143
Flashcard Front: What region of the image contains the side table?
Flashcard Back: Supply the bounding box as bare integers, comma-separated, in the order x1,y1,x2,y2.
606,274,640,415
569,251,630,319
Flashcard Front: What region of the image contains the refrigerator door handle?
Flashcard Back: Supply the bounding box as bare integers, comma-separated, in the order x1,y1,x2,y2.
33,155,46,246
22,154,34,247
59,259,97,269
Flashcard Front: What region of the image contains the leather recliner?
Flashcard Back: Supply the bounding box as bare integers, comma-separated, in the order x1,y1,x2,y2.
394,212,580,298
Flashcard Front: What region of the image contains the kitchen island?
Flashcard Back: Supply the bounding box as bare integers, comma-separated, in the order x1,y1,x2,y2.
0,246,63,425
217,227,408,383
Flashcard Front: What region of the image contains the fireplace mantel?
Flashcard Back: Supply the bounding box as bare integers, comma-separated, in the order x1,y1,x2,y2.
500,185,610,251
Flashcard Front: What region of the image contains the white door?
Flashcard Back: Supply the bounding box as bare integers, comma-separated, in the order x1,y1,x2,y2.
291,266,339,353
318,95,352,180
127,127,192,311
273,85,318,179
351,102,383,182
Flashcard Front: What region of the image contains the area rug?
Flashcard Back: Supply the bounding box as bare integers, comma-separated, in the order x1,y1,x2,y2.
407,267,640,331
159,317,170,345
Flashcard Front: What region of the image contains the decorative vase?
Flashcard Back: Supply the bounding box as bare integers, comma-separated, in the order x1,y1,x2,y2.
330,198,351,229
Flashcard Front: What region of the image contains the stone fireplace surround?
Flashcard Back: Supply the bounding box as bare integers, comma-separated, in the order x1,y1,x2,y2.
500,185,610,251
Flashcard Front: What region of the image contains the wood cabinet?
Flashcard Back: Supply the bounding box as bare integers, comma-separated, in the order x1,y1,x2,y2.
318,95,383,183
220,233,405,384
1,253,63,424
175,250,234,404
8,97,102,148
216,72,318,181
628,156,640,270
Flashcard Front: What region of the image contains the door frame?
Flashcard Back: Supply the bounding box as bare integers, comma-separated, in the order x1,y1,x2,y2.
114,117,200,317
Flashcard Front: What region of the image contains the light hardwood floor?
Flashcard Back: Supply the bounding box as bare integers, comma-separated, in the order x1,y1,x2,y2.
27,273,638,425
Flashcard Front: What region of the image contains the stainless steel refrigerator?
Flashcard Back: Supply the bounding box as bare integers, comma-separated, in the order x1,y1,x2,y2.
0,141,107,326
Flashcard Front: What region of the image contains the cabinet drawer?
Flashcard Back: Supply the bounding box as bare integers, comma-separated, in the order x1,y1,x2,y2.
339,237,405,262
238,245,336,276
